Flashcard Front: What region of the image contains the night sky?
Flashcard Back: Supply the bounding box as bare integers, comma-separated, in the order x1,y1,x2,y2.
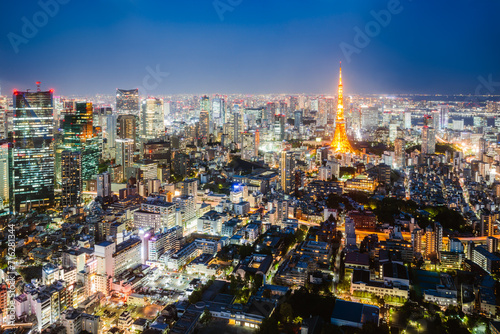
1,0,499,96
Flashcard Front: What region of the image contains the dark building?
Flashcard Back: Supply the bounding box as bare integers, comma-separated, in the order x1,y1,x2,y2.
116,88,139,114
11,90,55,212
61,150,82,207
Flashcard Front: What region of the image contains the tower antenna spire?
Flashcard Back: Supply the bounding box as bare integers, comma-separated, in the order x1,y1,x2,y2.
330,62,357,154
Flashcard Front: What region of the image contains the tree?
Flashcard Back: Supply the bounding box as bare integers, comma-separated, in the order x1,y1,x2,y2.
259,316,278,334
200,308,213,326
280,302,294,323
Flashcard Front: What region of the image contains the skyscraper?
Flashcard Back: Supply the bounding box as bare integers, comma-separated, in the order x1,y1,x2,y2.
212,95,225,125
280,151,294,194
294,110,303,130
61,150,82,207
141,97,164,142
199,110,209,140
11,90,55,212
274,114,285,141
105,113,117,159
331,64,357,154
116,138,134,177
438,105,449,130
116,89,139,114
241,130,260,161
0,141,10,204
62,102,99,181
394,138,406,169
421,126,436,155
117,114,137,147
97,172,111,198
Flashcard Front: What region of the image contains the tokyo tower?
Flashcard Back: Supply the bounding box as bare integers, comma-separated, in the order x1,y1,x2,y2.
331,63,357,154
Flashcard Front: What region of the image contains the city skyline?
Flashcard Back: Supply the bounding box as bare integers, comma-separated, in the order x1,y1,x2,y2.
1,1,500,95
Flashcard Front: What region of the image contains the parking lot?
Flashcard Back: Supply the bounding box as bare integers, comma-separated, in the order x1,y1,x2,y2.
137,271,210,303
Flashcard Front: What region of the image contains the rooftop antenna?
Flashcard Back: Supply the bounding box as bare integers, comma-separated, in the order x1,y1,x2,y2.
36,81,41,92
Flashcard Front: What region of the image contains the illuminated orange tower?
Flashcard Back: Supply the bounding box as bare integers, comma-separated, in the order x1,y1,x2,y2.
331,63,357,154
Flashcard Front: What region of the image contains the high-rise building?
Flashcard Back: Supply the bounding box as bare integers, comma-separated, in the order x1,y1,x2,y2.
394,138,406,169
96,172,111,198
116,138,134,177
487,236,498,253
141,97,164,141
199,110,209,139
62,102,99,181
388,123,398,143
345,217,356,247
117,114,136,147
280,151,294,194
11,90,55,212
178,178,198,197
404,110,412,129
421,126,436,155
61,150,82,207
241,130,260,161
212,95,225,125
294,110,303,130
480,210,495,237
274,114,285,141
438,105,449,130
424,225,436,259
0,141,10,205
116,89,139,114
331,64,357,154
411,228,423,255
105,113,117,159
231,112,244,144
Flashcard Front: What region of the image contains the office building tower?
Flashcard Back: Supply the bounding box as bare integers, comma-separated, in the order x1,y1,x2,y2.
280,151,294,194
199,110,209,139
96,172,111,198
0,141,10,204
345,217,356,247
178,178,198,197
61,150,82,207
480,210,495,237
241,130,260,160
404,110,412,129
212,95,225,125
116,139,134,176
435,222,443,256
421,126,435,155
411,228,423,255
105,113,117,159
200,95,210,113
487,237,498,254
361,107,379,130
438,105,449,130
424,225,436,258
289,96,298,113
62,102,99,181
389,123,398,143
274,114,285,141
116,89,139,114
394,138,406,169
231,112,244,144
141,97,164,141
294,110,303,129
117,114,136,147
11,90,55,212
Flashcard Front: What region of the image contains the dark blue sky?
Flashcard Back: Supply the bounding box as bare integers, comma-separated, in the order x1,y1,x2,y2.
1,0,499,96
